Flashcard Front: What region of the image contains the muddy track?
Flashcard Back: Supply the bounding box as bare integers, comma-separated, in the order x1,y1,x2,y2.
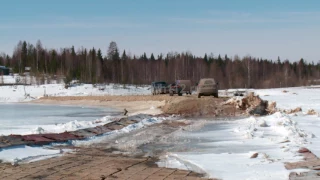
36,95,244,117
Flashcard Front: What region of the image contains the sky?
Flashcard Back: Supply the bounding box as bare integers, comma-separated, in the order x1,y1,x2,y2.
1,0,320,62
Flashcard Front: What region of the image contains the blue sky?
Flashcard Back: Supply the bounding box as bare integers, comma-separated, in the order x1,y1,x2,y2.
1,0,320,62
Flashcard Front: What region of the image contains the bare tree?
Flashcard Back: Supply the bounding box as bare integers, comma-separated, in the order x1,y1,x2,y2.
107,41,118,60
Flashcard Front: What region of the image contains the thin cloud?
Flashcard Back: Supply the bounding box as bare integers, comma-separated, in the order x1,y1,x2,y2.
0,18,145,29
207,10,320,17
193,10,320,24
208,10,252,17
279,11,320,16
169,17,303,24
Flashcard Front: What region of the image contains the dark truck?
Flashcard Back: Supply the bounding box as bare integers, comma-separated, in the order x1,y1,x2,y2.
0,66,10,75
151,81,169,95
169,80,192,96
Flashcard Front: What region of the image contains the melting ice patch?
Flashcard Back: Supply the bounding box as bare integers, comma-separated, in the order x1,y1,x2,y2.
0,145,72,164
71,116,167,147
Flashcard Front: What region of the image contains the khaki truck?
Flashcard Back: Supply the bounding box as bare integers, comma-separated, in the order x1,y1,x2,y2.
169,80,192,96
197,78,219,98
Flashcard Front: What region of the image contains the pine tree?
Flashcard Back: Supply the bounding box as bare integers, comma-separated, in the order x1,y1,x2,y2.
143,52,148,60
150,53,155,61
121,50,127,60
203,53,208,63
97,49,103,65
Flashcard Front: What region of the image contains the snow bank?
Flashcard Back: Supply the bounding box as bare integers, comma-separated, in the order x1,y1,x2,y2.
30,116,114,135
159,152,292,180
0,114,115,136
255,87,320,113
238,112,312,145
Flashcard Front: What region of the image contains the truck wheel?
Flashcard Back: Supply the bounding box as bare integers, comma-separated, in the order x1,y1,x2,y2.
178,92,182,96
214,93,219,98
198,94,201,98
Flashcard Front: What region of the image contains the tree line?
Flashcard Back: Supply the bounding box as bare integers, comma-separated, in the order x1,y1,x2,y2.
0,40,319,89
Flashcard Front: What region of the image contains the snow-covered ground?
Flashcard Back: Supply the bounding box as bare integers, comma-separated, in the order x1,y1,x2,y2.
158,86,320,180
0,83,150,103
0,74,151,103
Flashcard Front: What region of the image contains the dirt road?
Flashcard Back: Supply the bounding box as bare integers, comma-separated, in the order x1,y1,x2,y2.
34,95,242,117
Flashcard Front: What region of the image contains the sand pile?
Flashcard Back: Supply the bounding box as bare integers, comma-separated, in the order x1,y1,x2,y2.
224,92,277,116
307,109,318,115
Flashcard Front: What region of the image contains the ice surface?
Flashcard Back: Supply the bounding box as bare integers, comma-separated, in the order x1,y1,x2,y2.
0,103,119,135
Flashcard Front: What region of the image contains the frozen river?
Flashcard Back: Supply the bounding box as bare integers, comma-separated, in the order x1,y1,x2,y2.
0,103,121,135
